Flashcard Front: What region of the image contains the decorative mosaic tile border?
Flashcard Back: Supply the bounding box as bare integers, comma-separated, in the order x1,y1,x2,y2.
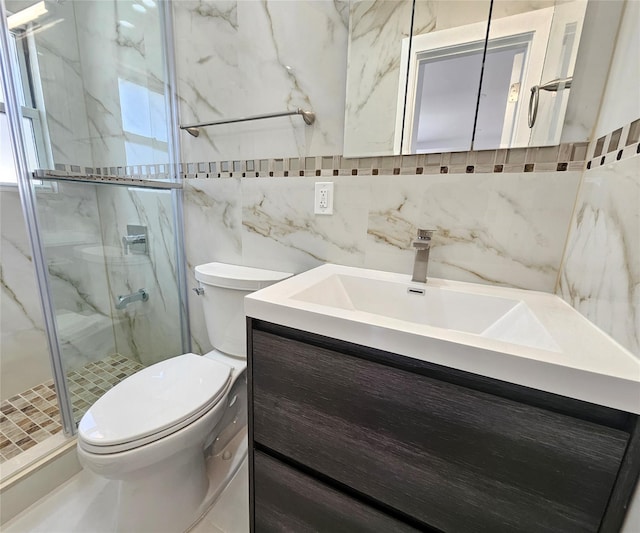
50,120,638,182
585,118,640,170
180,143,589,179
0,354,144,463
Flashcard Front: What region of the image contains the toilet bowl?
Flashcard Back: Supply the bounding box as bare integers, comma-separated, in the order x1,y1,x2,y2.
77,262,291,533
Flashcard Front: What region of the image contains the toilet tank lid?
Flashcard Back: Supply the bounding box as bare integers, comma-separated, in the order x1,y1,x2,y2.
195,262,292,290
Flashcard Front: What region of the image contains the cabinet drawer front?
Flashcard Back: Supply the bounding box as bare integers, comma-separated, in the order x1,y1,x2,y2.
251,330,629,533
254,451,420,533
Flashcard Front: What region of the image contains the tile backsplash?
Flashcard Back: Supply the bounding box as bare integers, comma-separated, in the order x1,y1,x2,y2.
557,118,640,357
557,154,639,356
46,118,639,359
183,169,582,353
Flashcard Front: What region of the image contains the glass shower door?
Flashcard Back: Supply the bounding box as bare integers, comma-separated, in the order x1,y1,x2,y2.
1,0,186,486
35,180,184,423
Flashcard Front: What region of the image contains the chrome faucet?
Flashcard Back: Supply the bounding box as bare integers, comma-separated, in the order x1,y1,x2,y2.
122,234,146,254
122,224,148,255
411,229,434,283
116,288,149,310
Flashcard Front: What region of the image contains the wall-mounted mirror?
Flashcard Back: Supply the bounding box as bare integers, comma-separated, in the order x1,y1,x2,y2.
400,0,492,154
343,0,416,158
471,0,588,151
344,0,623,157
343,0,491,157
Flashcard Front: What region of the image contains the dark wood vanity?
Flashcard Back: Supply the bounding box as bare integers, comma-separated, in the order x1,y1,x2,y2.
247,318,640,532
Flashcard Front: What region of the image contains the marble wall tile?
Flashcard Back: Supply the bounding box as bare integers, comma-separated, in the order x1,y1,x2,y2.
557,0,640,358
558,155,639,357
173,0,348,162
0,189,51,399
23,0,93,167
7,0,169,169
36,183,107,314
5,0,93,167
241,176,369,273
364,172,582,290
73,1,128,168
95,186,182,365
343,0,413,157
30,0,168,169
183,177,242,353
34,182,118,371
183,170,580,352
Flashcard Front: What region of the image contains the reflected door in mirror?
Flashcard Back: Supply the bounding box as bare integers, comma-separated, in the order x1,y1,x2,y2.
475,1,587,150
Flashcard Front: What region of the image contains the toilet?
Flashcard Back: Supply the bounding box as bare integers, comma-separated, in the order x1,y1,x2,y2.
76,262,291,533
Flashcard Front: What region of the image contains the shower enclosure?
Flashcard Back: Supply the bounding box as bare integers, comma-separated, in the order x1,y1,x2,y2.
0,0,188,478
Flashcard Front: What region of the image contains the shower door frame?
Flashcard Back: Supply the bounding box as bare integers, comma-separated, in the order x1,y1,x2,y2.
0,0,76,436
0,0,191,439
160,0,191,357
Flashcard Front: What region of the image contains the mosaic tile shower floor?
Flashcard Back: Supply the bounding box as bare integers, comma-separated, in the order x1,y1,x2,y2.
0,354,144,463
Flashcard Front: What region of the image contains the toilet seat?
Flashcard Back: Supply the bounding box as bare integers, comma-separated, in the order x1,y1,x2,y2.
78,354,232,455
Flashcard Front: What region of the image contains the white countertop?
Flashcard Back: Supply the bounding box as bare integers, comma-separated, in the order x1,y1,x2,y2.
245,264,640,414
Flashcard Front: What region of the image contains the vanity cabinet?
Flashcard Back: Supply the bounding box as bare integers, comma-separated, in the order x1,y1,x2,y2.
247,319,640,533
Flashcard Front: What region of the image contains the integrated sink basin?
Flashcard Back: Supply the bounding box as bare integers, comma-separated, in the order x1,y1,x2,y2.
245,264,640,414
291,273,559,351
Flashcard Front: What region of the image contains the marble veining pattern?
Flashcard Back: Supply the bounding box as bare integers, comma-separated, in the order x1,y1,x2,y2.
174,0,348,162
558,155,640,357
1,190,51,401
184,178,242,352
96,186,182,366
34,182,118,372
241,177,368,272
343,0,413,157
364,173,581,290
4,0,93,167
184,171,582,352
16,0,171,170
74,0,168,168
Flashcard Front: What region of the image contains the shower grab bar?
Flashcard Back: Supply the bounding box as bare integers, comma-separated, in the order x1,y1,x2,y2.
180,108,316,137
528,77,573,128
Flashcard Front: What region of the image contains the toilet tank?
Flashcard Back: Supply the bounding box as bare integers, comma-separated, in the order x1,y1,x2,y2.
194,262,292,357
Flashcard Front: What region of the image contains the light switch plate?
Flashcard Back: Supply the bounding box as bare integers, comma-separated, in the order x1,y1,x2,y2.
314,182,334,215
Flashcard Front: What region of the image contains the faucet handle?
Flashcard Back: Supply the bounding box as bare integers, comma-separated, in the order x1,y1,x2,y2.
416,228,435,239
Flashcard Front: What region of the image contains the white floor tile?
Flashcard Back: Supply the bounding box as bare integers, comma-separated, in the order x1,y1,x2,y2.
4,459,249,533
3,469,116,533
202,460,249,533
188,518,226,533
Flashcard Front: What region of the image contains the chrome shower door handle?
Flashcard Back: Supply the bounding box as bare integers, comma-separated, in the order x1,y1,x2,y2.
528,85,540,128
528,77,573,129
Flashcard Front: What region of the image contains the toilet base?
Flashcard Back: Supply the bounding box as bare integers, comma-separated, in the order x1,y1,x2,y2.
94,426,247,533
115,445,209,533
187,427,248,532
